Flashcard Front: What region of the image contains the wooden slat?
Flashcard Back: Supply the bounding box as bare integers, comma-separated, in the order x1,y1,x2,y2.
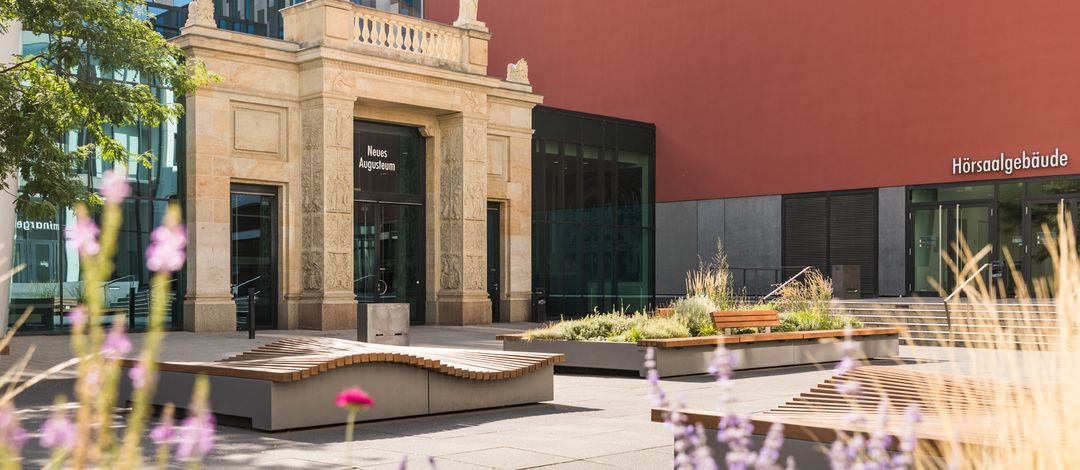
653,366,1052,451
124,337,564,383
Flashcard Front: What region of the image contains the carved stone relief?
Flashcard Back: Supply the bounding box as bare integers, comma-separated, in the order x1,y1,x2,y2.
461,92,487,115
326,108,352,150
464,254,485,290
440,253,462,290
325,215,352,253
440,219,462,257
506,59,529,85
303,257,323,291
325,252,352,291
464,221,486,255
439,127,463,221
463,126,485,163
302,108,323,152
302,158,323,213
326,172,352,213
463,170,486,221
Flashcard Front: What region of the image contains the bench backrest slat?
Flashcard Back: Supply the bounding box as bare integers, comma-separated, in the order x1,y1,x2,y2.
712,310,781,329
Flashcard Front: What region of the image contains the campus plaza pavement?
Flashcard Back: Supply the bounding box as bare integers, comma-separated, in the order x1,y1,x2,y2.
2,324,1024,469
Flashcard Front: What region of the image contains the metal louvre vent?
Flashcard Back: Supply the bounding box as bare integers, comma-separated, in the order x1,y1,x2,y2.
783,191,878,297
783,197,828,278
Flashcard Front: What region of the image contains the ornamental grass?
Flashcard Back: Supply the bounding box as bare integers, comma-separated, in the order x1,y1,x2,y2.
651,205,1080,469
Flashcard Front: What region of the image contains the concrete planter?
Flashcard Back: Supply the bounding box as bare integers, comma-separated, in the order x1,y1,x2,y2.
501,334,899,378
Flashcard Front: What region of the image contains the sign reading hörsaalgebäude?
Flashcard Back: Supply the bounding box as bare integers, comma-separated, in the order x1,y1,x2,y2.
952,148,1068,176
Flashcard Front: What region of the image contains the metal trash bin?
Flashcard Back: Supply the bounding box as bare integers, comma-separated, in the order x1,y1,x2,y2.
532,288,546,322
831,265,861,299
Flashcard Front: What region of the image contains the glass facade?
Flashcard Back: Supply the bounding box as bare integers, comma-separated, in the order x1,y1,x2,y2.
146,0,424,40
532,107,655,318
11,30,183,333
908,175,1080,297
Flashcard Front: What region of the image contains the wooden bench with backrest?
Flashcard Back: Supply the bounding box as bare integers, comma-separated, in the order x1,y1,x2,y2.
712,310,781,334
119,336,564,430
652,365,1038,462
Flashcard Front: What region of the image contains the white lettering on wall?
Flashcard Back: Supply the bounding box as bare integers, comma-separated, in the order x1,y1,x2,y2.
15,220,60,231
952,148,1069,176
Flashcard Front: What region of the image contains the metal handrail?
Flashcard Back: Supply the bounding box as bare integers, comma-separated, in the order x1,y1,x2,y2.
104,275,136,288
232,276,261,296
941,262,991,332
761,266,814,301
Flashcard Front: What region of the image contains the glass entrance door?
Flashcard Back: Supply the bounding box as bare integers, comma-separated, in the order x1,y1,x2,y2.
1024,198,1080,296
911,204,994,295
230,188,277,330
487,203,501,322
354,201,424,323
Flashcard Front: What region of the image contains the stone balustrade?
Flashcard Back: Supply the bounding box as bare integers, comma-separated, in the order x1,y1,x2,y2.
281,0,489,75
355,7,462,63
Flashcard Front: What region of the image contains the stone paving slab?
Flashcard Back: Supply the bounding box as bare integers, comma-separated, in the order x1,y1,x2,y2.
2,323,1046,469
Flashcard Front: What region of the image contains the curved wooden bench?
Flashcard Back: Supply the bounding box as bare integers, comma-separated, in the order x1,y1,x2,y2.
120,337,564,431
713,310,781,334
653,366,1045,464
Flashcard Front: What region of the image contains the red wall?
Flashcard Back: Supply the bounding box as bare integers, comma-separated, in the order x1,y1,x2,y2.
427,1,1080,203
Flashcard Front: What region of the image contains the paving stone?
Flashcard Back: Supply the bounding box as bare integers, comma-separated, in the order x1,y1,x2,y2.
443,447,574,469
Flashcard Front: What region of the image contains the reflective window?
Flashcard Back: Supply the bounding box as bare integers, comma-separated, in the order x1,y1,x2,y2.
532,107,655,317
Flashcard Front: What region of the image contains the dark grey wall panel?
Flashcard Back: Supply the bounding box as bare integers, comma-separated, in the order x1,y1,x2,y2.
655,201,698,296
878,187,907,296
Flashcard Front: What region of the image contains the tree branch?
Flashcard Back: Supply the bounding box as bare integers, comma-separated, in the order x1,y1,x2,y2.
0,53,45,75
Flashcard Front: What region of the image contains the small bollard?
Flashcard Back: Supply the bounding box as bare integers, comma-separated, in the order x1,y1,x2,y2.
128,286,136,330
247,288,256,339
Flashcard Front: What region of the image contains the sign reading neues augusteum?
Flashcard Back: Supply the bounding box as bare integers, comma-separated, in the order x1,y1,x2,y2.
952,148,1068,176
354,129,400,194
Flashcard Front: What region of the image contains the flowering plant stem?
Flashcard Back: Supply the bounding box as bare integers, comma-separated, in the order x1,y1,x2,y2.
345,409,357,462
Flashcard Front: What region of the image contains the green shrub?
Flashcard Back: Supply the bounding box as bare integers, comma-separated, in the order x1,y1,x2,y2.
671,295,717,336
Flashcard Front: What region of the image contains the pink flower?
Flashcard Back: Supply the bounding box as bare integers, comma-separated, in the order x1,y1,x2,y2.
39,414,75,450
129,361,152,389
68,307,87,329
146,223,187,272
65,216,100,256
335,387,374,411
102,323,133,359
176,411,215,461
151,414,174,444
99,170,131,202
0,405,27,452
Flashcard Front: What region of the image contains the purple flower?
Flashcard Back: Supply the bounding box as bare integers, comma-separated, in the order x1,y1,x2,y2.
39,413,75,450
397,456,408,470
0,405,27,452
176,410,215,461
99,170,131,202
102,323,133,359
754,422,785,470
146,223,187,272
151,414,175,444
68,307,87,329
129,361,152,389
65,216,100,256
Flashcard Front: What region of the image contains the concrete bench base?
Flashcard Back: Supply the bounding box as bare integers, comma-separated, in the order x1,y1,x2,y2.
120,361,555,431
502,335,899,378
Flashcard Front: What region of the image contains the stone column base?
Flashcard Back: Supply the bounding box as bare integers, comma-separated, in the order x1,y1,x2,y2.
436,294,491,326
300,297,358,330
183,297,237,332
505,294,531,322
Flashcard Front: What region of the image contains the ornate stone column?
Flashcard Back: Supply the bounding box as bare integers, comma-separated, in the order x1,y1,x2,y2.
436,112,491,325
299,95,357,330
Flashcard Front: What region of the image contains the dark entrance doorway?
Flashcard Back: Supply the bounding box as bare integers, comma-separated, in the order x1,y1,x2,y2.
487,202,501,322
910,203,995,295
353,120,426,324
230,185,278,330
354,202,425,323
1024,198,1080,296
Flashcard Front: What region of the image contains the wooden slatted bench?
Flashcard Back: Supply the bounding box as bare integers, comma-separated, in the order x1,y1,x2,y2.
652,365,1041,466
712,310,781,334
119,337,564,431
499,327,902,378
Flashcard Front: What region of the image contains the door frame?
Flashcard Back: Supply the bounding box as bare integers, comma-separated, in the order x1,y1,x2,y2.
907,201,996,297
354,199,427,324
1021,196,1080,290
229,184,280,330
487,202,502,322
